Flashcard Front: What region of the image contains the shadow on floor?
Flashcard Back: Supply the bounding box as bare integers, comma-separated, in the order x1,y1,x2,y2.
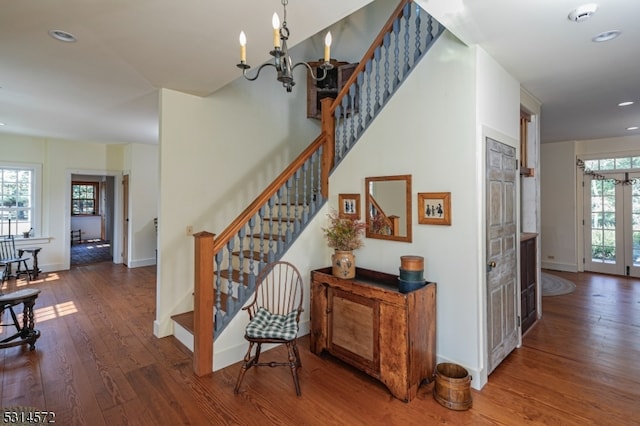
70,239,112,266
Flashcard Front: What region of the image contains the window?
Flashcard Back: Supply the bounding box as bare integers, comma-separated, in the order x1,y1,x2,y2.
0,164,39,237
72,182,99,215
583,156,640,172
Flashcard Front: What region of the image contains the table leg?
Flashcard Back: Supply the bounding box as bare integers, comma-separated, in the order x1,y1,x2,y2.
31,252,39,279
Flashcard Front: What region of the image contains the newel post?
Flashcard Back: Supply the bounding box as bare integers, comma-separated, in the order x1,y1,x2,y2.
193,231,215,376
320,97,335,198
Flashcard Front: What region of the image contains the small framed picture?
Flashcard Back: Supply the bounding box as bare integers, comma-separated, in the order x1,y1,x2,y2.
418,192,451,225
338,193,360,219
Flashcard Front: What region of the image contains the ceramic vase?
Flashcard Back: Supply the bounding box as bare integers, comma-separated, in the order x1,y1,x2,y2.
332,250,356,279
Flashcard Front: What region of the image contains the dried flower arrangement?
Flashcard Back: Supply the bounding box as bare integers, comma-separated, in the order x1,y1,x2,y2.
322,209,366,251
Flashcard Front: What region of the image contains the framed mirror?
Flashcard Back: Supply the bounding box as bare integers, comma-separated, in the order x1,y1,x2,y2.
365,174,412,242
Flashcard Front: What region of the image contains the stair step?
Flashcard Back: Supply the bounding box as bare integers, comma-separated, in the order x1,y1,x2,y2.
171,311,194,334
258,203,308,219
219,269,252,284
232,250,269,262
262,217,297,223
249,233,286,241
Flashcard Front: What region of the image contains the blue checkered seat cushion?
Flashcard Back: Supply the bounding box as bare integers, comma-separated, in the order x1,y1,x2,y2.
246,308,299,340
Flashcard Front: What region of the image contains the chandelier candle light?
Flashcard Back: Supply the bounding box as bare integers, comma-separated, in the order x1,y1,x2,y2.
237,0,333,92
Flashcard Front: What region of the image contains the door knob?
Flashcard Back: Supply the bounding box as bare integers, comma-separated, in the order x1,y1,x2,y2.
487,260,496,272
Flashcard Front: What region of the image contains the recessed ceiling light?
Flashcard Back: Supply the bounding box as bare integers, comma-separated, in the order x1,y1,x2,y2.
619,101,635,107
568,3,598,22
592,30,621,42
48,29,77,43
628,126,639,131
0,123,5,126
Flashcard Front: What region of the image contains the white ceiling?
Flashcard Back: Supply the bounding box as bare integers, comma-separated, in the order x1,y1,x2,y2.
1,0,639,145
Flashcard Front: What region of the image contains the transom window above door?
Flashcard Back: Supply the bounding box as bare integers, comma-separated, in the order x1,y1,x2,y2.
583,156,640,172
72,182,98,215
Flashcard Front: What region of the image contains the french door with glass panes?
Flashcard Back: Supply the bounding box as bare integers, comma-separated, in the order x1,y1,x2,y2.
585,172,640,277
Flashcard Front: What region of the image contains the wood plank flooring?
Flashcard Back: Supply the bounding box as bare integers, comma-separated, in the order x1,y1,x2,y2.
1,265,639,425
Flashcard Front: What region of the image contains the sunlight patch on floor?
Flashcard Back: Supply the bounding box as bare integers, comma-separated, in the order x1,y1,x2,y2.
34,301,78,322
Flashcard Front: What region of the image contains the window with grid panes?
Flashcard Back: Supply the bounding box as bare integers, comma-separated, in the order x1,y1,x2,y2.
72,182,99,215
0,164,37,236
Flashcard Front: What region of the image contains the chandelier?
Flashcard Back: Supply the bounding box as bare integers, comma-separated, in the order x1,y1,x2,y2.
237,0,333,92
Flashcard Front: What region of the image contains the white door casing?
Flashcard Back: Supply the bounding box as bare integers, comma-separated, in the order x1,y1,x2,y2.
584,172,640,277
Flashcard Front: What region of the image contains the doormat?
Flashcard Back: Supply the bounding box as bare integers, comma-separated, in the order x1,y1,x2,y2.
541,272,576,297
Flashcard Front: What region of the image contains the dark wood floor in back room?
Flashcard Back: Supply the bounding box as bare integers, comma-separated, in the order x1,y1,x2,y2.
1,264,639,425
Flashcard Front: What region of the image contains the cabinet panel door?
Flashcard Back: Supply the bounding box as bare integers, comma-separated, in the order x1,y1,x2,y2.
328,288,379,374
520,238,537,333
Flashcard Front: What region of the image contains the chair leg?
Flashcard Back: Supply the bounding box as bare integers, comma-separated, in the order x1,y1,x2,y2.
234,341,257,394
254,342,262,365
292,338,302,368
286,342,302,396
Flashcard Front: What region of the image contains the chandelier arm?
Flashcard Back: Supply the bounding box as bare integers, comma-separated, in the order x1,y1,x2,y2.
241,63,278,82
292,62,333,81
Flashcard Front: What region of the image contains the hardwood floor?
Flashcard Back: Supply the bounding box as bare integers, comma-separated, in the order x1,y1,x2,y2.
1,265,639,425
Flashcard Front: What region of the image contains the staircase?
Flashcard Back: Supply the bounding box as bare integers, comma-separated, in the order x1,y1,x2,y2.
175,0,445,376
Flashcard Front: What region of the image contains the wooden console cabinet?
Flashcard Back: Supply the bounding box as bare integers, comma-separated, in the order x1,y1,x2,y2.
310,267,436,402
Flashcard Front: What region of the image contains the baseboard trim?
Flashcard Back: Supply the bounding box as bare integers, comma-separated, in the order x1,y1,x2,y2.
173,320,193,351
541,261,578,272
128,258,156,268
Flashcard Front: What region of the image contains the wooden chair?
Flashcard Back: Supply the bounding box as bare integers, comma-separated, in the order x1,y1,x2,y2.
0,235,31,282
234,261,304,396
70,229,82,245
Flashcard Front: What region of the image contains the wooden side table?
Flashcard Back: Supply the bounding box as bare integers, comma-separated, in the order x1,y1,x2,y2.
17,247,42,279
310,267,437,402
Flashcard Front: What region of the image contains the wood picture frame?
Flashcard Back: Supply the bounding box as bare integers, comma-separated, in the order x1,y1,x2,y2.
338,193,360,220
418,192,451,225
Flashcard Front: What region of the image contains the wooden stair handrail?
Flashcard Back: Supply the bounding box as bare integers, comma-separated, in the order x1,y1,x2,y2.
328,0,412,116
213,132,328,254
368,194,398,236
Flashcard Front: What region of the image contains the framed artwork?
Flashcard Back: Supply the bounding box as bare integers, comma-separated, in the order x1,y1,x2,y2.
338,193,360,220
418,192,451,225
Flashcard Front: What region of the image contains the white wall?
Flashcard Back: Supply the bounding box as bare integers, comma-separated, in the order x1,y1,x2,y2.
540,141,578,271
125,143,159,267
70,216,101,240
